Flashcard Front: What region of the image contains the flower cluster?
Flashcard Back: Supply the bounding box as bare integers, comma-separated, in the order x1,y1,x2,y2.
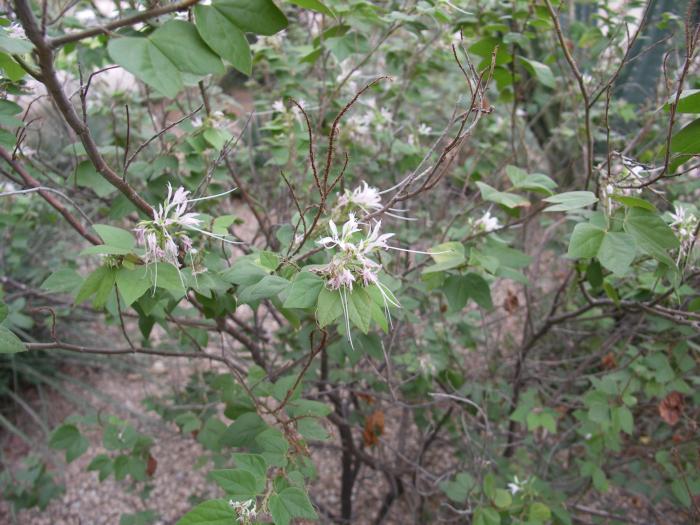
316,214,395,291
670,204,698,259
229,498,257,523
472,210,501,233
335,182,382,215
314,215,401,346
134,183,237,266
333,181,412,222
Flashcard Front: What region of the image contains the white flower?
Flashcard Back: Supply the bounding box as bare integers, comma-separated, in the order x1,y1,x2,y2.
418,123,432,136
318,213,361,252
417,354,436,376
272,100,286,113
336,181,383,215
229,498,257,522
134,184,239,267
669,204,698,259
7,23,26,40
507,475,529,495
670,206,688,226
474,210,501,233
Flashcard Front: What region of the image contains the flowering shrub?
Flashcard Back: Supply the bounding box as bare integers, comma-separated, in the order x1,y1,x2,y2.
1,0,699,524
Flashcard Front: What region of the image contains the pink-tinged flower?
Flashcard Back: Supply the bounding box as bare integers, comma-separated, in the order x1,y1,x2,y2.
328,268,355,291
360,264,378,286
135,184,239,266
180,236,193,251
134,227,146,245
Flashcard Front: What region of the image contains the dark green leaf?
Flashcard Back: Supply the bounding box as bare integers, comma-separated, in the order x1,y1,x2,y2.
597,232,636,276
283,271,323,309
567,223,604,258
213,0,288,36
194,5,252,75
150,20,224,76
176,499,233,525
623,208,679,267
220,412,267,447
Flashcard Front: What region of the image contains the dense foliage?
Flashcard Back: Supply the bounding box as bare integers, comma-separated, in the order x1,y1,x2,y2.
1,0,699,523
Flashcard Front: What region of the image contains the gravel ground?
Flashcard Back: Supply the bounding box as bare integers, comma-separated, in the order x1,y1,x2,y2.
1,357,221,525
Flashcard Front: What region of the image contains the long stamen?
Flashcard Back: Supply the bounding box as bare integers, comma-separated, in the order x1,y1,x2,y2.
340,287,354,350
185,226,243,244
186,187,238,203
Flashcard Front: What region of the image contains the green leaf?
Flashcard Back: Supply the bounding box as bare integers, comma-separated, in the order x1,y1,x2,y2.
76,161,116,197
0,33,33,54
220,412,267,447
211,215,237,235
439,472,475,503
610,195,657,211
297,418,329,440
232,453,267,479
210,469,261,499
671,478,692,507
150,263,186,296
473,506,501,525
462,273,492,309
49,424,80,450
286,0,333,16
670,117,700,155
519,56,555,88
286,399,332,418
176,499,233,525
75,266,112,305
617,405,634,435
108,37,183,98
0,52,26,81
41,268,83,294
567,223,604,258
0,326,26,354
543,191,598,212
623,208,679,267
268,487,317,525
442,274,470,311
254,427,289,465
116,267,152,307
493,488,512,509
529,502,552,522
347,287,371,333
93,224,136,250
150,20,224,76
87,454,113,481
213,0,289,36
0,301,7,323
237,275,289,303
283,271,323,309
422,242,466,274
220,259,268,285
316,287,342,327
597,232,636,276
665,89,700,114
506,165,557,195
174,412,201,434
194,5,252,75
476,181,530,209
